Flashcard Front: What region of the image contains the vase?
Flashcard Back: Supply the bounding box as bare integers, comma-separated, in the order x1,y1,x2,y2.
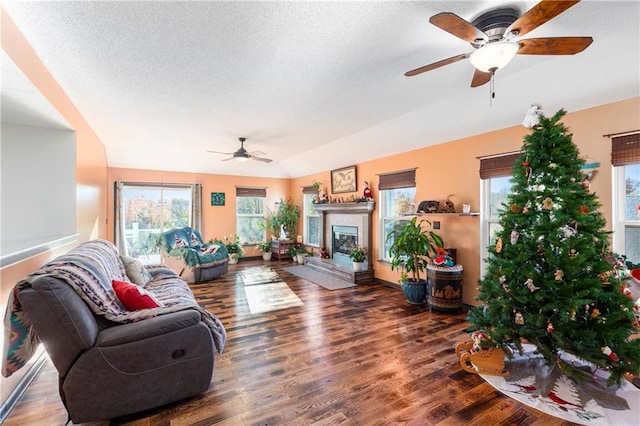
352,261,366,271
401,279,427,305
228,253,239,264
262,251,272,261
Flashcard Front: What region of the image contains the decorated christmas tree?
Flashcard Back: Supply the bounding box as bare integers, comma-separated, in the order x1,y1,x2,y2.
467,107,640,385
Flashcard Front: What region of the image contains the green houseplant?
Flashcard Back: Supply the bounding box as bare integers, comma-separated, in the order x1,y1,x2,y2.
224,234,245,264
257,240,272,260
273,198,301,240
349,246,367,271
386,217,444,304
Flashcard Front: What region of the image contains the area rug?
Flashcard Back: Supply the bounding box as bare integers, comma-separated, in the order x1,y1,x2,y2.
480,344,640,425
243,282,303,314
239,266,282,286
283,265,356,290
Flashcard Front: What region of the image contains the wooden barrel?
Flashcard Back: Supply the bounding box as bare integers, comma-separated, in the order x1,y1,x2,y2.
427,264,463,312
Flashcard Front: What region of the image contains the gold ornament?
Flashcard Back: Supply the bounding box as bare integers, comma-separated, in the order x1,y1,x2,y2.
510,204,522,213
495,238,503,253
542,197,553,210
578,205,590,215
554,270,564,281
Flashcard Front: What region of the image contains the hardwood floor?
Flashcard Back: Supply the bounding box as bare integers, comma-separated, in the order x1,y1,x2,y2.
3,260,576,426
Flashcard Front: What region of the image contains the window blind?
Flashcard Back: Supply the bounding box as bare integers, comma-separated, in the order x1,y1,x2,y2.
611,132,640,166
378,168,416,190
235,187,266,197
479,152,522,179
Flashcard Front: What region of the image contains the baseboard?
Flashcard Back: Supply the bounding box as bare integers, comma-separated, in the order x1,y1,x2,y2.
0,350,47,423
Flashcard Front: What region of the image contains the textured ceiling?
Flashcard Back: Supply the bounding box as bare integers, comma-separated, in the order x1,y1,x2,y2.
2,1,639,178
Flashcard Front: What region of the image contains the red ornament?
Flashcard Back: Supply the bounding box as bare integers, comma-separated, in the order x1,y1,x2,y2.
601,346,619,361
547,321,554,334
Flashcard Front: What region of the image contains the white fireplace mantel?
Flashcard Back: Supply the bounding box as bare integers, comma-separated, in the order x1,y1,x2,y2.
314,201,375,259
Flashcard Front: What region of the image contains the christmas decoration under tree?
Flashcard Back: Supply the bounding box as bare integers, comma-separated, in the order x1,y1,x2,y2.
467,107,640,386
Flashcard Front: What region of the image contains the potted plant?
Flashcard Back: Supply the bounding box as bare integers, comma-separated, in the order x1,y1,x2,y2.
348,246,367,271
386,217,444,304
224,234,245,264
273,198,301,240
257,240,272,261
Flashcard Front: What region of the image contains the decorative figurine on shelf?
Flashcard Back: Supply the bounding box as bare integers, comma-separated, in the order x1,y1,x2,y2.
363,181,373,200
317,186,328,203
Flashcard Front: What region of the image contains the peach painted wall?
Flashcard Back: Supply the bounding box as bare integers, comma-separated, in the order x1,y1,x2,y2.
107,168,290,257
1,8,109,406
292,97,640,305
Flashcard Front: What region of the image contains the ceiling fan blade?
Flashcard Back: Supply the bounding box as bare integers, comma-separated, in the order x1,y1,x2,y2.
470,69,492,88
517,36,593,55
505,0,581,38
405,53,470,76
250,155,273,163
207,150,234,155
221,157,235,162
429,12,487,43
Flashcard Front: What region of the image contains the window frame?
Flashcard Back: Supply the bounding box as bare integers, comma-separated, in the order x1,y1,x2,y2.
303,193,320,246
613,164,640,263
378,186,416,262
235,195,266,245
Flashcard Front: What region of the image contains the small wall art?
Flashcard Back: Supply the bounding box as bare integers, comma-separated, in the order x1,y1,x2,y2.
331,165,357,194
211,192,225,206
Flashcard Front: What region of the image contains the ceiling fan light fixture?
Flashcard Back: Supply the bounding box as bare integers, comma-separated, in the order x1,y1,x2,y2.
235,156,250,162
469,41,519,73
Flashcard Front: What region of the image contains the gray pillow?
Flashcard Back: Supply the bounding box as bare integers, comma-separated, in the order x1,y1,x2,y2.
120,255,153,285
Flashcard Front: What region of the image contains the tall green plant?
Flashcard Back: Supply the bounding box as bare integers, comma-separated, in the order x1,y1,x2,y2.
387,217,444,283
275,198,301,238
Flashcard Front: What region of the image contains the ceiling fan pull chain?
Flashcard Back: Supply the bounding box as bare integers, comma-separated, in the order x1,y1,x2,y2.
489,71,496,106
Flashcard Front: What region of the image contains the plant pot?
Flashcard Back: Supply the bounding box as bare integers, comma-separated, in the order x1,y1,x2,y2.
228,253,239,264
352,261,366,271
401,279,427,305
296,254,306,264
262,251,272,261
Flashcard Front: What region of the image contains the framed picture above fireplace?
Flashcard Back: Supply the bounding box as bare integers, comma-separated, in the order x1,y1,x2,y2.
331,165,357,194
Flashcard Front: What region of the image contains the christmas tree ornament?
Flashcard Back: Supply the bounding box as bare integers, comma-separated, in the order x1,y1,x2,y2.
500,275,509,293
549,162,558,169
495,238,503,253
542,197,553,210
622,286,633,299
547,321,554,334
515,311,524,325
510,204,522,213
568,248,578,258
591,308,600,318
578,205,590,215
522,105,541,128
601,346,619,361
510,229,519,245
524,278,540,292
522,204,530,213
569,309,576,321
554,270,564,281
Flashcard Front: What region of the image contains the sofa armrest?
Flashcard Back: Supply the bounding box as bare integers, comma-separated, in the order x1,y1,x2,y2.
95,310,201,347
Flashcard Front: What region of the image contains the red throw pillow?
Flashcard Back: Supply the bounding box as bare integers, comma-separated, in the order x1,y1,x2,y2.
112,280,161,310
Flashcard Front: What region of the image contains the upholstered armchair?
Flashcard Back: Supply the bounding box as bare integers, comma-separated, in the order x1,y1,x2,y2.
157,227,229,282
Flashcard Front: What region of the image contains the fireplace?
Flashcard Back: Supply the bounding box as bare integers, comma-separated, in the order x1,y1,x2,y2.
332,225,358,262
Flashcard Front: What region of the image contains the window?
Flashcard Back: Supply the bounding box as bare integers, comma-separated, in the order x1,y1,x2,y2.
117,183,193,263
612,132,640,264
378,169,416,261
236,187,266,244
303,193,320,246
479,152,520,277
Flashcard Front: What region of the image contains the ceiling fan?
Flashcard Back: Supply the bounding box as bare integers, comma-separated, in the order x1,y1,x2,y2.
207,137,272,163
405,0,593,87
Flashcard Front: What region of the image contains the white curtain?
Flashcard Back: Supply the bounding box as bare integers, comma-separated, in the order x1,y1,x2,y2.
114,180,128,255
191,183,202,232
